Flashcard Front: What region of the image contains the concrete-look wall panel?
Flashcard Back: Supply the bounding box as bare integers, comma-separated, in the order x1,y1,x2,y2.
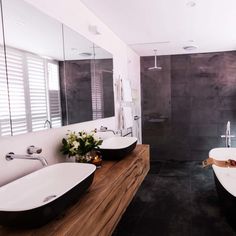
141,51,236,160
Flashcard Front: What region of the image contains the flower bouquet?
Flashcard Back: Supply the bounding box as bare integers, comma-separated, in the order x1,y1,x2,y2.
61,130,103,164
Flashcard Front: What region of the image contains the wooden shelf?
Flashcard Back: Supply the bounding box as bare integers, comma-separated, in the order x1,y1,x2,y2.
0,144,150,236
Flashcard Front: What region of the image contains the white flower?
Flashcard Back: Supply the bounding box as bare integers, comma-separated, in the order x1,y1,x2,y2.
85,140,90,147
69,147,76,154
72,141,80,149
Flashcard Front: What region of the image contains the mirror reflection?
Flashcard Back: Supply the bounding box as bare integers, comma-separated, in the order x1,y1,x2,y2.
1,0,114,136
3,0,64,135
60,25,114,125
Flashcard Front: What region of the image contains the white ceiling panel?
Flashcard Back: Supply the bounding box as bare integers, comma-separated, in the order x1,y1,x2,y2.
81,0,236,56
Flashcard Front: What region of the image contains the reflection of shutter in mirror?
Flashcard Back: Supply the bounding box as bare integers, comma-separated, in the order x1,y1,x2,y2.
6,47,28,135
27,55,48,132
4,46,62,135
47,62,62,128
91,62,103,120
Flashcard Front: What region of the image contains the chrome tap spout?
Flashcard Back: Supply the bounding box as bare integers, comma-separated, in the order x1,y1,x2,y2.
98,126,116,135
221,121,235,147
6,152,48,167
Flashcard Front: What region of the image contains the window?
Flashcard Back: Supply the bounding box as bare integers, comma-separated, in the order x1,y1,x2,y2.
1,46,62,136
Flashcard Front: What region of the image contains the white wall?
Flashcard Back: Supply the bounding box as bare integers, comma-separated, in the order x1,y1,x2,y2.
0,118,115,186
0,0,141,186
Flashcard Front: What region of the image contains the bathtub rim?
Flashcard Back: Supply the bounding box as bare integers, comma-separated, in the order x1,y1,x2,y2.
210,147,236,197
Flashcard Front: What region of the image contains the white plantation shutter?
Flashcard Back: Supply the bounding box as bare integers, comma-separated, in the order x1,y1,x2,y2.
92,72,103,119
27,55,48,131
0,47,11,136
47,62,62,128
6,48,27,135
0,46,62,136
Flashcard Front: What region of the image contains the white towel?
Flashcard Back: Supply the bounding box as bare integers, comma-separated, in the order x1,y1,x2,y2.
115,77,122,102
122,79,132,102
122,107,133,129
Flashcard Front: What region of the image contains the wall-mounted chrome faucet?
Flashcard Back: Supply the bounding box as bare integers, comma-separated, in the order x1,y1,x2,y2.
98,126,116,135
221,121,235,147
96,126,132,137
44,119,52,129
27,145,42,154
5,145,48,167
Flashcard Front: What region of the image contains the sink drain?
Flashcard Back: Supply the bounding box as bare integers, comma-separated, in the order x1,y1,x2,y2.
43,195,57,202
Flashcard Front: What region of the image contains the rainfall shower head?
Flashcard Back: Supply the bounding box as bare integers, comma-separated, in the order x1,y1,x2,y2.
148,49,162,71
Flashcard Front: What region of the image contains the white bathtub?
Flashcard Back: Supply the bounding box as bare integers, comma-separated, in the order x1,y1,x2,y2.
209,148,236,229
0,162,96,228
209,148,236,197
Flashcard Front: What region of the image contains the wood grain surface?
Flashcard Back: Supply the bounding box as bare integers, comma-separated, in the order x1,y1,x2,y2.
0,144,150,236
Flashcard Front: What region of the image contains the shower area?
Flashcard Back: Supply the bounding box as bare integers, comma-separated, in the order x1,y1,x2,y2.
141,51,236,161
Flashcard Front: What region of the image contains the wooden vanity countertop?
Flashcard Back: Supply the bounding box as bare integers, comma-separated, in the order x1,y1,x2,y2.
0,144,150,236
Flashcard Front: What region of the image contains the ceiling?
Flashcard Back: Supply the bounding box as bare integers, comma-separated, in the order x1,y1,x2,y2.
81,0,236,56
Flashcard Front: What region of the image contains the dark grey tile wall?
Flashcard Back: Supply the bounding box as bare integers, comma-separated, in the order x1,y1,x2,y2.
141,51,236,161
59,60,93,125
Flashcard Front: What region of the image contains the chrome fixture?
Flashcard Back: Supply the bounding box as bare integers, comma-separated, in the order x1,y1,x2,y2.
44,119,52,129
134,115,141,121
6,152,48,167
221,121,235,147
98,126,116,135
122,127,133,137
148,49,162,71
27,145,42,155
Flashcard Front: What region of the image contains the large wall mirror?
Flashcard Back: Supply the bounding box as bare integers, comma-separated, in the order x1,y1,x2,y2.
60,25,114,125
0,0,114,136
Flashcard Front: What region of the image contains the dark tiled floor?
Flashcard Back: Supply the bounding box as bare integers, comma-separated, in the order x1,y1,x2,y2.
113,161,236,236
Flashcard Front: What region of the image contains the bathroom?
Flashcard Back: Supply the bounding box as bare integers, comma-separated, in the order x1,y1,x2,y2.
0,0,236,235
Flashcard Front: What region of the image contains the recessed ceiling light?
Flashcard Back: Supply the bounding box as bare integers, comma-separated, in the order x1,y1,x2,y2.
79,52,93,57
186,1,196,7
88,25,101,35
15,20,25,27
128,41,170,46
183,45,198,51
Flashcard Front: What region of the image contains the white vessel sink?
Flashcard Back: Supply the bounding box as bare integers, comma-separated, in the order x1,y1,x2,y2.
99,137,137,160
0,163,96,228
